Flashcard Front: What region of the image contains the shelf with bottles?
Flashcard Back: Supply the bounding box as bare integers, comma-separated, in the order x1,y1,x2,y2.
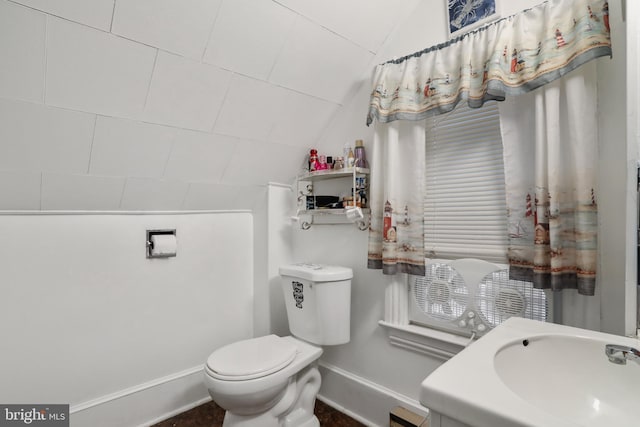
295,167,370,230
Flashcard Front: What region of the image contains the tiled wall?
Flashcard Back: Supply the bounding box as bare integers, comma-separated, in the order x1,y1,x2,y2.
0,0,416,211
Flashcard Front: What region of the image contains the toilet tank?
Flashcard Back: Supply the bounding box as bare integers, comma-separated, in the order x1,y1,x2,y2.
279,263,352,345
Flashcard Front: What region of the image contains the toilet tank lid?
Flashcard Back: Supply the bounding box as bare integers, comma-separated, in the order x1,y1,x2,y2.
279,263,353,282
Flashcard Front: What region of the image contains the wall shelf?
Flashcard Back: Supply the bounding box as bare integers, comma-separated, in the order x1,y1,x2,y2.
298,167,370,181
296,167,370,230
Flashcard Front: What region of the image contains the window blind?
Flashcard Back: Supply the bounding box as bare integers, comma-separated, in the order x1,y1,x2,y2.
424,101,508,263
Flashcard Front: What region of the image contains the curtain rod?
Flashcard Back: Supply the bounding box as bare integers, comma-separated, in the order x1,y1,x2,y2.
382,0,551,66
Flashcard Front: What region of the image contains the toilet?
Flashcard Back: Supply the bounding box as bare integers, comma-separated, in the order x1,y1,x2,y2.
203,263,353,427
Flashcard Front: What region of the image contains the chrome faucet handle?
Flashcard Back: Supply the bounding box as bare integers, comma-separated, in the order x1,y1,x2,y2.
605,344,640,365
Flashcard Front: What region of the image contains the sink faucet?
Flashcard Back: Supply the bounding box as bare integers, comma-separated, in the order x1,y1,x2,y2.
605,344,640,365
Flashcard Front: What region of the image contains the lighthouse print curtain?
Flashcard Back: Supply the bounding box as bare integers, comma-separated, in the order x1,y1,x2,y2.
367,120,426,276
366,0,611,126
499,62,598,295
365,0,610,290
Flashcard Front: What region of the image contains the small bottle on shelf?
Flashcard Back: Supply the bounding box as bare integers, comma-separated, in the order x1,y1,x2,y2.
347,147,355,168
309,149,318,172
354,139,368,169
343,142,352,167
316,155,328,170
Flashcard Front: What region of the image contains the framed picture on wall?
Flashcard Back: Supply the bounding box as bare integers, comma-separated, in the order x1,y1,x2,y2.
447,0,499,37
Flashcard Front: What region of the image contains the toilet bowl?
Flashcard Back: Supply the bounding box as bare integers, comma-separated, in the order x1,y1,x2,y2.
204,335,322,427
203,263,352,427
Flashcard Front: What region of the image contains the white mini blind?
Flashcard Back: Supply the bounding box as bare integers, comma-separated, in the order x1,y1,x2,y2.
424,101,508,263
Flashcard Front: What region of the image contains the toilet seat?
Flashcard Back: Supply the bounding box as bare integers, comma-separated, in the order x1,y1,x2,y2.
206,335,298,381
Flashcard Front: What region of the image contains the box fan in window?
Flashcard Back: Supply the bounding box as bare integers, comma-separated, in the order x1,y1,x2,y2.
410,258,547,337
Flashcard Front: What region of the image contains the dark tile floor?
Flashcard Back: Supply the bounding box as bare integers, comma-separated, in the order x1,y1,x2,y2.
152,399,365,427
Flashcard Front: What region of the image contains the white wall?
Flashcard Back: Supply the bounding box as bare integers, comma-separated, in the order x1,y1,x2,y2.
593,0,632,335
0,211,254,426
253,183,296,338
266,184,298,337
0,0,425,212
629,0,640,331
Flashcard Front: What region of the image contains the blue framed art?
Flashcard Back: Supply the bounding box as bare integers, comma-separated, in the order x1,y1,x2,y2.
447,0,499,37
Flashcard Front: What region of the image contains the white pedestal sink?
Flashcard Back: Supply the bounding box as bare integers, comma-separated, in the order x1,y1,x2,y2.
420,317,640,427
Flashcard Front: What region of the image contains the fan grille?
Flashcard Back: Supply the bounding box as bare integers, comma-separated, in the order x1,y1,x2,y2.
414,263,468,322
477,269,546,327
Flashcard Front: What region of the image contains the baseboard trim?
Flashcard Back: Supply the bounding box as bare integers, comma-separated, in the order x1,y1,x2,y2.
140,395,212,427
70,365,210,427
317,361,428,427
316,395,379,427
69,360,429,427
71,365,205,413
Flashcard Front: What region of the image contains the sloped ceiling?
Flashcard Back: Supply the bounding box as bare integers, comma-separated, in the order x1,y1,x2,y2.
0,0,419,211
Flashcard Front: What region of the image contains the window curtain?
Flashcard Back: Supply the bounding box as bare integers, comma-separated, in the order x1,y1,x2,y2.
499,62,598,295
367,120,426,276
366,0,611,126
365,0,611,290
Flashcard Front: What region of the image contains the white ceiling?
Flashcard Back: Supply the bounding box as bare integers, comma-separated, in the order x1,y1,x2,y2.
0,0,421,211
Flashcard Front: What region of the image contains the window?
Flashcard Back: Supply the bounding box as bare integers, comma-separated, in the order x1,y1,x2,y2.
408,101,547,337
423,101,507,263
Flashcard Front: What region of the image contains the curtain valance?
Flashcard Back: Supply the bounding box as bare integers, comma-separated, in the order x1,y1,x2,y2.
366,0,611,126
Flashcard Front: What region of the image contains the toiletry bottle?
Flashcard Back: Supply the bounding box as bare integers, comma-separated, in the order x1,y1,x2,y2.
317,155,328,170
354,139,369,168
347,147,355,168
343,142,352,167
309,149,318,171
